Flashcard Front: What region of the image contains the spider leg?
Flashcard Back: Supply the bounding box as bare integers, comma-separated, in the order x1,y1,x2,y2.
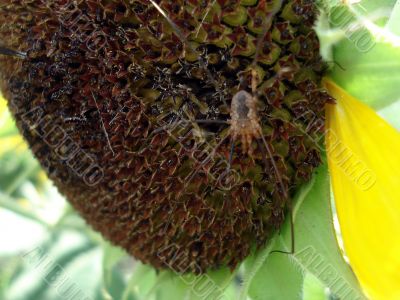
0,46,26,59
216,135,235,189
258,128,288,200
257,137,295,255
256,139,270,173
251,68,258,95
192,119,228,125
151,120,183,135
148,118,227,142
246,133,254,156
270,204,295,255
228,137,235,171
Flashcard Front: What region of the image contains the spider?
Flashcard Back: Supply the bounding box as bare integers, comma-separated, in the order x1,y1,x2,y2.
148,0,295,255
147,0,287,195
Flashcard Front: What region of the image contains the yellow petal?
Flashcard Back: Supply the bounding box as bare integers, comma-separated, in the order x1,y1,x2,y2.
324,78,400,300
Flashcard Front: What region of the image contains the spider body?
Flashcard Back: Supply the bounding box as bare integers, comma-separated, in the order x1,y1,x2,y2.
228,90,261,155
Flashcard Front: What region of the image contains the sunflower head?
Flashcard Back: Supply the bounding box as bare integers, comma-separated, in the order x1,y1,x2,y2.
0,0,333,272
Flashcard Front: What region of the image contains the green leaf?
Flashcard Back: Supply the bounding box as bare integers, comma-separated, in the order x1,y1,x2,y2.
240,164,365,300
239,239,276,300
4,231,97,300
279,164,365,300
343,0,396,22
247,243,304,300
0,192,49,228
102,241,129,300
386,0,400,35
155,272,190,300
0,150,41,198
317,0,400,109
43,247,103,300
0,257,23,300
303,273,328,300
330,41,400,110
121,263,157,300
153,267,236,300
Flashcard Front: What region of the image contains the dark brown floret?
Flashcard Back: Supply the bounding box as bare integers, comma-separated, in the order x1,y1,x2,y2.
0,0,333,273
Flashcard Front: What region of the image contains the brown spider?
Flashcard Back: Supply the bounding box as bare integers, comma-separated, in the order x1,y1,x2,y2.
147,0,287,198
191,68,288,198
228,71,261,156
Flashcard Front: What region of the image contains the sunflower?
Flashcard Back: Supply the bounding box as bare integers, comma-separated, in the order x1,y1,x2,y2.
0,1,399,300
319,1,400,298
324,78,400,300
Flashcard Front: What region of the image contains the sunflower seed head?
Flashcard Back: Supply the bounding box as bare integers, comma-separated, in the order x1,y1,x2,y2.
0,0,333,273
